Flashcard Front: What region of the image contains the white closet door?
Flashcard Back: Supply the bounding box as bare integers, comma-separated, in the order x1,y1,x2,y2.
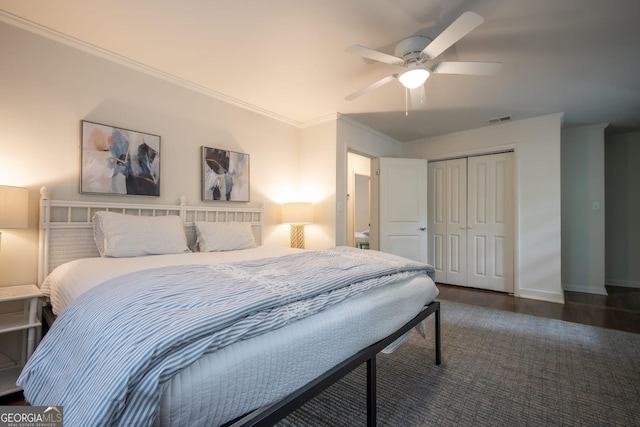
445,158,468,286
428,161,447,282
467,153,514,292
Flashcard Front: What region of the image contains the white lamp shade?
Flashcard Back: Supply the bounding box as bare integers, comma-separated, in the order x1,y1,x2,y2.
399,68,430,89
281,202,313,225
0,185,28,229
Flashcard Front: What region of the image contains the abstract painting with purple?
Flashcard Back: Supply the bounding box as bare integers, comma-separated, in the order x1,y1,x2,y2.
81,121,160,196
202,146,250,202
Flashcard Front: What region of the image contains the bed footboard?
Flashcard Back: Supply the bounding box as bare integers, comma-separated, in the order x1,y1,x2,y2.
226,301,441,427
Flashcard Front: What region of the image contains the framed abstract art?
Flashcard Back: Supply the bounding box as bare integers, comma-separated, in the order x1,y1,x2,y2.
201,146,250,202
80,120,161,196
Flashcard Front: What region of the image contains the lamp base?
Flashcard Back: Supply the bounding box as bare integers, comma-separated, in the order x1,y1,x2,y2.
290,225,306,249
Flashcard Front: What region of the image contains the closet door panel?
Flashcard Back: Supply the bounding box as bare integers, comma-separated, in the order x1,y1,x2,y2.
468,157,490,288
445,158,467,286
428,162,447,282
490,154,514,292
468,153,514,292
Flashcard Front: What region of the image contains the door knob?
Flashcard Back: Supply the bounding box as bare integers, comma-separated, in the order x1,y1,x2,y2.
419,227,427,231
459,226,466,229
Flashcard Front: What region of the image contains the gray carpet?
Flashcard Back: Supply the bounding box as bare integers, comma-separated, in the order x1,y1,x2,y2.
275,301,640,426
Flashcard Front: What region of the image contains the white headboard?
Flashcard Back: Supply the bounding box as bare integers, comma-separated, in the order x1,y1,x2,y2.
38,187,264,286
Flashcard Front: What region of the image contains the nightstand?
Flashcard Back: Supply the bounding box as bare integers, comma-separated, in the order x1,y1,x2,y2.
0,284,42,397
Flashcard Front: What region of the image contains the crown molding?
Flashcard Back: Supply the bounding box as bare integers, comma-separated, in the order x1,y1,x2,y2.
0,10,304,128
300,113,339,128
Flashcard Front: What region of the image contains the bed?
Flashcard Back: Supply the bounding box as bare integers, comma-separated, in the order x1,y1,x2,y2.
19,187,441,427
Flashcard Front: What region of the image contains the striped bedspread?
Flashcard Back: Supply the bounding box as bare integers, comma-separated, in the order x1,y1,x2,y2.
18,247,434,427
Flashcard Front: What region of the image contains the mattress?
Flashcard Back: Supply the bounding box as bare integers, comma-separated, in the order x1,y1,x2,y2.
41,246,303,315
37,247,438,426
157,274,437,426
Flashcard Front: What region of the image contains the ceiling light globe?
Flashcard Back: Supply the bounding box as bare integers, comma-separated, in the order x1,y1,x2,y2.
399,68,430,89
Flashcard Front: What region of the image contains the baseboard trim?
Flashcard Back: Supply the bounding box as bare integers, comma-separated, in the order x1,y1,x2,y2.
562,283,608,295
605,279,640,289
518,288,565,304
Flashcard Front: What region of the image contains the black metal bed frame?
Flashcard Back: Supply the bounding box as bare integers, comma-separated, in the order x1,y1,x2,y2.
226,300,441,427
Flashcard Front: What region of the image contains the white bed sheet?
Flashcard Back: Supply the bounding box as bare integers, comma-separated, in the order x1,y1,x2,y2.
42,246,303,315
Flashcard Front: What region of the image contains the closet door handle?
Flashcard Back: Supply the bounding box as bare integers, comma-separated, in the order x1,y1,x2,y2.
459,226,466,229
419,227,427,231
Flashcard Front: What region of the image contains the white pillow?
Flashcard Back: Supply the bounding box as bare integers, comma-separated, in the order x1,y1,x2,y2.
93,211,190,257
194,221,256,252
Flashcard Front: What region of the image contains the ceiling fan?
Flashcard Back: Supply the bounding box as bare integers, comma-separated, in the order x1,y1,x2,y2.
345,11,501,109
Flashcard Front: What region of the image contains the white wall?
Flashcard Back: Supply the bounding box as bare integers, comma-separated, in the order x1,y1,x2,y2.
0,21,300,287
336,116,403,246
605,131,640,288
299,120,338,249
561,125,607,294
402,114,565,303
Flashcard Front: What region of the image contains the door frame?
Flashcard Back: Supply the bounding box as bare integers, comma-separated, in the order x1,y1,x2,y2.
345,150,374,248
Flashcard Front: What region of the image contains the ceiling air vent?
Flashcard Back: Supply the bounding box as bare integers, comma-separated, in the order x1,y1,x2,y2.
488,115,511,124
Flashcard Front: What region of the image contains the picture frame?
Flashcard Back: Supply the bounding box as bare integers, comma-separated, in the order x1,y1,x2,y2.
201,146,250,202
80,120,161,196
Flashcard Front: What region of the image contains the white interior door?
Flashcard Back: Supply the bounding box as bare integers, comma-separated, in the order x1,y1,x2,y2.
373,157,428,263
467,153,514,292
445,159,468,286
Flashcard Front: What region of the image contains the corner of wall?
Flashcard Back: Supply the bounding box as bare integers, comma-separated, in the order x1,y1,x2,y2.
518,288,565,304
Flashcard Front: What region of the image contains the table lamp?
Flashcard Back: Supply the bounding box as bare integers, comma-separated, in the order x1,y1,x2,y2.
0,185,29,249
281,202,313,249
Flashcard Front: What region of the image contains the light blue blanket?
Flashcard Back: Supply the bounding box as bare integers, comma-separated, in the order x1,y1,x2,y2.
19,247,434,427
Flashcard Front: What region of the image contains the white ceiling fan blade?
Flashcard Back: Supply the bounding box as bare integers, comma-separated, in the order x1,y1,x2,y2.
346,44,403,65
421,11,484,59
432,61,502,75
345,75,397,100
409,85,426,109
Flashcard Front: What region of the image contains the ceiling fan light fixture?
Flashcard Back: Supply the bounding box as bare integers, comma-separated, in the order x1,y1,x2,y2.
399,68,430,89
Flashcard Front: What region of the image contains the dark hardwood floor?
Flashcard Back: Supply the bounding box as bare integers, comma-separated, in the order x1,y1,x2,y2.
2,284,638,407
437,283,640,334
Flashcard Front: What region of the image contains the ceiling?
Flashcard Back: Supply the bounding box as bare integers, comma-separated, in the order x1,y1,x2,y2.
1,0,639,142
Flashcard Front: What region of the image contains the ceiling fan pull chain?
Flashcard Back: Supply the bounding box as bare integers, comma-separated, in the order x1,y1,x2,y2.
405,87,409,116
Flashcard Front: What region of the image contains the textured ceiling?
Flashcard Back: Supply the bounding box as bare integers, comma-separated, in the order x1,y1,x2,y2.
1,0,639,141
